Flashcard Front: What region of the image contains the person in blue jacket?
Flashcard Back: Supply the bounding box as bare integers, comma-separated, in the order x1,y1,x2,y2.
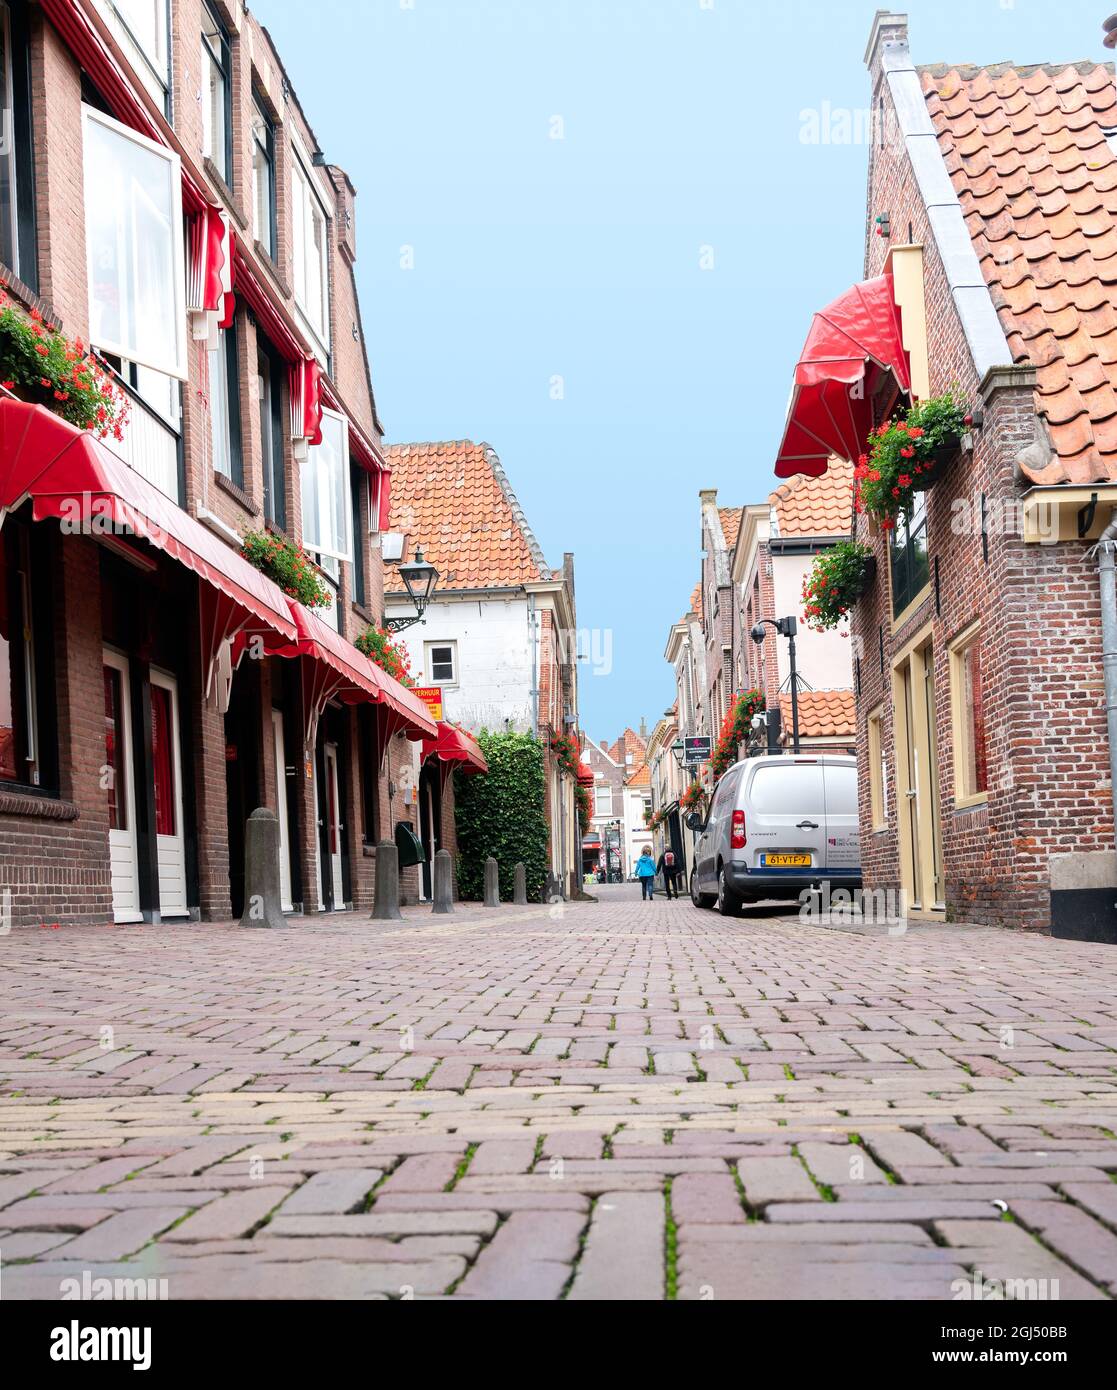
635,847,657,901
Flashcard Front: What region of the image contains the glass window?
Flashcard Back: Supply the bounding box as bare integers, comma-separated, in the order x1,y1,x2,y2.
102,665,126,828
748,763,825,816
301,408,351,564
208,320,242,486
427,643,456,684
83,105,186,379
952,627,989,803
890,493,930,618
251,99,276,259
292,151,330,348
867,706,887,828
316,553,339,630
201,3,231,184
112,0,168,89
150,683,176,835
0,1,34,287
349,465,366,609
594,786,612,818
1,520,54,791
257,341,286,531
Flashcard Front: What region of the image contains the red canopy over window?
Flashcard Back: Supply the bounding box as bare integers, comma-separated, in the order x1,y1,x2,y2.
422,722,489,776
773,273,911,479
577,762,595,787
0,399,298,665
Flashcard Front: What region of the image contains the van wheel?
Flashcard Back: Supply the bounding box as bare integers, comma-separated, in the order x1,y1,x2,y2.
690,869,715,910
717,866,743,917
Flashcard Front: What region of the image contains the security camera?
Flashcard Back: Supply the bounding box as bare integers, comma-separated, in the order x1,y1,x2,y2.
750,624,766,646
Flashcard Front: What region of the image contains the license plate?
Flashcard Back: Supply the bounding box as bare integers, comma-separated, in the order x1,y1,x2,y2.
762,853,811,868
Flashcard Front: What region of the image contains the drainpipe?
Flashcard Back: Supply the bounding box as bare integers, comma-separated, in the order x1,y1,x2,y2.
527,590,539,735
1095,508,1117,851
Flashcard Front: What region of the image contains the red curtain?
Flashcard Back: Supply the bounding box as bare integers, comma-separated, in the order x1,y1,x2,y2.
150,685,176,837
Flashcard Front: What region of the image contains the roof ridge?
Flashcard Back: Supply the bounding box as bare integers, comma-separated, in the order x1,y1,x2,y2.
917,59,1114,79
483,444,550,580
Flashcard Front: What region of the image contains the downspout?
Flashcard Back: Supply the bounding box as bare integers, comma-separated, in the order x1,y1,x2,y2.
1095,509,1117,853
527,590,539,735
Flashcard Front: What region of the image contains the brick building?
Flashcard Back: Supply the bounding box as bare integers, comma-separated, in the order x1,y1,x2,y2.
772,12,1117,939
0,0,447,928
383,441,581,895
731,465,856,753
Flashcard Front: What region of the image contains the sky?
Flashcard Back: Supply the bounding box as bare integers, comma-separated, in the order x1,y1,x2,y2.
259,0,1111,741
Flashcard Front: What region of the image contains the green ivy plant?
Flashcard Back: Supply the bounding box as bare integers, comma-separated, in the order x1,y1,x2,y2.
453,731,550,903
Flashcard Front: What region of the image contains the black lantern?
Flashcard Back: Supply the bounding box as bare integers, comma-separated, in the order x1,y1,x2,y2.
386,547,439,632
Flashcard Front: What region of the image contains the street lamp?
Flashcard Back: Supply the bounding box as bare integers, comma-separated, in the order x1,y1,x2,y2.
670,739,686,769
385,547,439,633
751,616,801,753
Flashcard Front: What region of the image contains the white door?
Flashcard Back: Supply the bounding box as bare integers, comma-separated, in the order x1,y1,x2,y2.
271,709,293,912
149,669,188,918
103,651,141,924
324,741,344,908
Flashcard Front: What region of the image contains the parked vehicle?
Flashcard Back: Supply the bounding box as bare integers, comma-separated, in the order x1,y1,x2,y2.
689,754,861,916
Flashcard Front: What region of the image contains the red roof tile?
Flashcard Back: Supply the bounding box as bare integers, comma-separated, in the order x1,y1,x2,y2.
778,690,856,741
719,506,743,552
921,61,1117,484
769,458,854,536
384,441,548,590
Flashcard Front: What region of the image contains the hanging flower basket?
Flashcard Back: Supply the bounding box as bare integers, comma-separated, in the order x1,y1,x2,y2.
0,291,130,440
242,531,333,610
550,731,582,778
710,688,765,781
680,782,707,815
854,390,968,529
355,624,414,685
801,541,877,633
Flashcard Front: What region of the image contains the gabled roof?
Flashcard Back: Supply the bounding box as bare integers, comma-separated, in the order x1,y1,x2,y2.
778,690,856,741
609,728,647,765
384,441,550,590
689,582,703,620
625,762,651,788
769,458,854,536
922,61,1117,485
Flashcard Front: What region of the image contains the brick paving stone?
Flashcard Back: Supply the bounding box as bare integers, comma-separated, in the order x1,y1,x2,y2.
670,1173,746,1225
3,887,1117,1299
455,1210,585,1299
279,1170,384,1215
50,1206,189,1260
567,1192,664,1300
736,1157,820,1207
933,1220,1107,1300
162,1188,292,1242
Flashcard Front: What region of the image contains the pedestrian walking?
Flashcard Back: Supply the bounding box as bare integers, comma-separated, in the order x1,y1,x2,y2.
656,847,680,900
635,847,657,901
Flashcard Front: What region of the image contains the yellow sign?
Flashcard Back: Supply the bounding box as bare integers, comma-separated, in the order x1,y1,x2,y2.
412,686,444,722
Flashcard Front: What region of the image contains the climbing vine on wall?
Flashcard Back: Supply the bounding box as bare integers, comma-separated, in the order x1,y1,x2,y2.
454,731,550,903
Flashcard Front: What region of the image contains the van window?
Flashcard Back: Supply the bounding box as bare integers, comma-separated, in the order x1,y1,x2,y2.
749,763,825,816
824,764,858,816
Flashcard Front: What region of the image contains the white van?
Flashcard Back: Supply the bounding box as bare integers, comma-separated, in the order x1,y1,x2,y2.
690,754,860,916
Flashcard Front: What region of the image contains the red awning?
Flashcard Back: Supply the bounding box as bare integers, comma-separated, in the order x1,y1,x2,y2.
577,762,595,786
422,722,488,775
774,273,911,478
0,399,298,655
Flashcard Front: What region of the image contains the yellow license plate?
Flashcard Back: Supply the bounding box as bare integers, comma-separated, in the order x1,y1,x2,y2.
764,853,811,867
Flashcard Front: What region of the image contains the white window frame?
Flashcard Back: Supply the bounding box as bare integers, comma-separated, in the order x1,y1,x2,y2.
300,406,351,565
0,1,19,272
81,105,187,381
200,2,230,183
251,98,276,258
425,641,457,687
103,0,169,96
291,138,331,354
594,786,613,819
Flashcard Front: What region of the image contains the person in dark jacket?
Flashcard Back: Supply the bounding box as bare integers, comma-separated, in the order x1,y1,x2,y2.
656,847,681,899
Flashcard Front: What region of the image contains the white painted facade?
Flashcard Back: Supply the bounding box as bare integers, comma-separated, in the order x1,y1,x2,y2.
623,783,653,874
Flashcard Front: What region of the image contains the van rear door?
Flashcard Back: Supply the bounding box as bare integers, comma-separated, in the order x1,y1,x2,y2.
744,760,827,874
822,760,860,874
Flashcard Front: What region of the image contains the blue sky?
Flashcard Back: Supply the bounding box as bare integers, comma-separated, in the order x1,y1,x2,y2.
260,0,1110,740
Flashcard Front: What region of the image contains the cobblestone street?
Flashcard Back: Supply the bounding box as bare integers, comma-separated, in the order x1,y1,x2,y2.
2,885,1117,1300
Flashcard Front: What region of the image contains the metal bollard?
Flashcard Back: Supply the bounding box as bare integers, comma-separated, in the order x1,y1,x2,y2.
371,840,403,921
239,808,288,929
513,862,527,905
432,848,455,915
484,856,500,908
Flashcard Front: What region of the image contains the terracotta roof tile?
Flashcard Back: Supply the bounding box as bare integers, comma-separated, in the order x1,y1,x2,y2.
689,583,703,620
921,61,1117,485
769,458,854,536
719,507,743,552
778,690,856,742
384,441,548,591
625,762,651,788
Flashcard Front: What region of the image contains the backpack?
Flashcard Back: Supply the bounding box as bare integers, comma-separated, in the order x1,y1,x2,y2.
664,851,676,868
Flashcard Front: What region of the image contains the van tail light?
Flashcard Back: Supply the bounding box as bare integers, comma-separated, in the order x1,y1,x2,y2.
731,809,746,849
